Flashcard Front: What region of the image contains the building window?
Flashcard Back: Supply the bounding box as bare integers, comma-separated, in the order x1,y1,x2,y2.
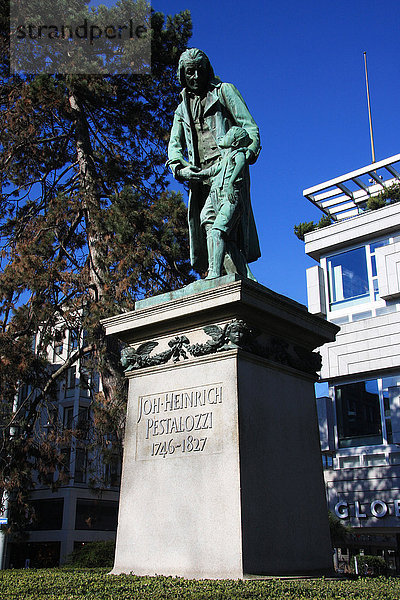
60,447,71,478
79,369,91,391
18,384,29,403
326,238,390,312
335,380,382,448
53,337,64,362
29,499,64,531
63,406,74,430
322,454,334,469
334,376,400,451
364,453,386,467
339,455,360,469
382,375,400,444
389,452,400,465
66,366,76,389
76,406,90,438
75,499,118,531
327,247,369,306
105,455,122,487
45,404,59,436
69,329,79,352
74,448,87,484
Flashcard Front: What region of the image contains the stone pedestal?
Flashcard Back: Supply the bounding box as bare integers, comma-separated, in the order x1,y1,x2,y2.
102,275,338,578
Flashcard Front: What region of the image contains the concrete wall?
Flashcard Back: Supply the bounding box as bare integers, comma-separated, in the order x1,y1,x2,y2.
238,355,332,575
319,311,400,380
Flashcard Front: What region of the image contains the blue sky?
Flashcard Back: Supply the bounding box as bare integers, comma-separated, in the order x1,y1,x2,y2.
98,0,400,304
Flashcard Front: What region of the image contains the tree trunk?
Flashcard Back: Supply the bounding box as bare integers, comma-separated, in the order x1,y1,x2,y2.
68,91,124,408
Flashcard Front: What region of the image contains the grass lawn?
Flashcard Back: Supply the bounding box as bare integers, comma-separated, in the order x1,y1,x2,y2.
0,568,399,600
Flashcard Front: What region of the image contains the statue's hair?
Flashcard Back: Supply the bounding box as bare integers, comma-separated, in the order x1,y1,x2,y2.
177,48,215,87
220,126,251,148
225,319,251,341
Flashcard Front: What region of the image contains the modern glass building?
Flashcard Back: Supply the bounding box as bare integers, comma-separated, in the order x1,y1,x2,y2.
1,328,121,568
303,153,400,573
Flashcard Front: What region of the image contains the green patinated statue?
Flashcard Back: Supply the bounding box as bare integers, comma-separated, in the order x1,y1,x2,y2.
167,48,261,280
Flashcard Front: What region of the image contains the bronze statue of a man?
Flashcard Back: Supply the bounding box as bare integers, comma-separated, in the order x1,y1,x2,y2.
167,48,261,280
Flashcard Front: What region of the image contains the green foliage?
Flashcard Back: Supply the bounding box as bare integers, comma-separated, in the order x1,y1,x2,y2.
328,510,351,545
0,569,399,600
65,540,115,568
367,183,400,211
294,220,316,241
294,214,333,241
350,554,388,576
367,195,388,210
318,214,333,228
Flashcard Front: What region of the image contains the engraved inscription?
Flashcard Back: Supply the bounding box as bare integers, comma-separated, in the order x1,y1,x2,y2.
135,384,223,460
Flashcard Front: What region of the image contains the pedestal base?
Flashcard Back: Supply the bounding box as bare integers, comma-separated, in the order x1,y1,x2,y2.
103,277,338,578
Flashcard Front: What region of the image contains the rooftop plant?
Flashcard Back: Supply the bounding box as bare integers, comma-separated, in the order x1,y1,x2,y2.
294,183,400,241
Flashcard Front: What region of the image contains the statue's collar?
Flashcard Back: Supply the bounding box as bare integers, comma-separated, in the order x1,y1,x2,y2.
180,81,221,120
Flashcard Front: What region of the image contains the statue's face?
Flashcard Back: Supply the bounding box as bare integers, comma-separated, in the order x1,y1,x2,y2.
228,324,245,345
184,61,208,94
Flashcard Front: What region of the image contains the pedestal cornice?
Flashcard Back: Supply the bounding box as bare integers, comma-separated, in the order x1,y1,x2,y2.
102,276,339,352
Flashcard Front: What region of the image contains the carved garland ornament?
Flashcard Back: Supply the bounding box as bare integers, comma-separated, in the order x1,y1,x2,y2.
120,319,321,377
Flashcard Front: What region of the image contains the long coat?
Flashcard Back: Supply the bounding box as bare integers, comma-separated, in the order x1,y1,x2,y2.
167,81,261,272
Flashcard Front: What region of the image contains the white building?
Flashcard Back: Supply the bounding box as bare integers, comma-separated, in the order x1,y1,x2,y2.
2,328,121,568
303,153,400,572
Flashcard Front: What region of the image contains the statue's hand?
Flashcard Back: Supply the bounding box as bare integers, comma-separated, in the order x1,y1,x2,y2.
226,184,238,204
178,165,202,181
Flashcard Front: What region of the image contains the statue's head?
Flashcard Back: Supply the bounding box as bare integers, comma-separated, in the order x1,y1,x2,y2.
218,126,251,150
178,48,215,94
225,320,251,347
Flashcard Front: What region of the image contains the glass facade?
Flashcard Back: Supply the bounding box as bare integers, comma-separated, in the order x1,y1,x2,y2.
74,448,87,484
75,499,118,531
326,238,391,314
29,499,64,530
336,380,382,448
334,376,400,450
63,406,74,430
327,247,369,306
66,366,76,389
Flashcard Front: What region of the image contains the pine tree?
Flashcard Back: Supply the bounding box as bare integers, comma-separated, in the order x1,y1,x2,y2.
0,2,193,530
